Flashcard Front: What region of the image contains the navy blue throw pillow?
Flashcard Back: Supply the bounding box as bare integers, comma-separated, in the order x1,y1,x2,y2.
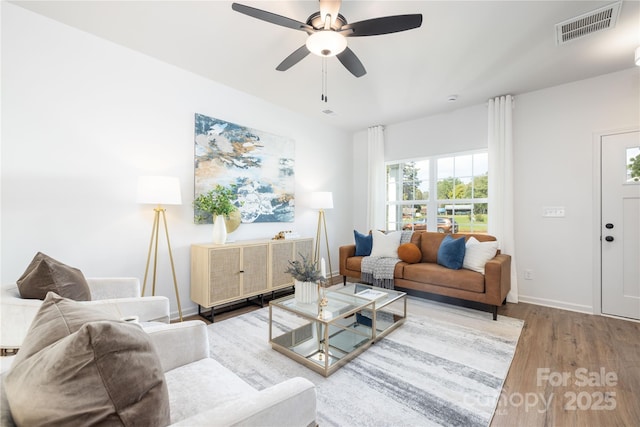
437,235,466,269
354,230,373,256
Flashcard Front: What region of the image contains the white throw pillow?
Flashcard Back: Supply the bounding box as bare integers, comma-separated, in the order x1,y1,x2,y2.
369,230,402,258
463,237,499,274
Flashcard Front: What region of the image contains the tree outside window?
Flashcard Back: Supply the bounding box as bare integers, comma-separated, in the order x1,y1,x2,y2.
386,151,488,233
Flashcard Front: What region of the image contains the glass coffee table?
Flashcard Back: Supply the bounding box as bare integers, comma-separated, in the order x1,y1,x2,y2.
269,283,406,377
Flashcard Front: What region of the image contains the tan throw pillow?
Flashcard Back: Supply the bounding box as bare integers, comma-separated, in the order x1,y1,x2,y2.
5,321,170,427
397,242,422,264
12,292,118,365
16,252,91,301
4,293,170,427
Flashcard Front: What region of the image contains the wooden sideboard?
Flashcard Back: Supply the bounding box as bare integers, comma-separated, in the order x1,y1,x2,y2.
190,238,313,321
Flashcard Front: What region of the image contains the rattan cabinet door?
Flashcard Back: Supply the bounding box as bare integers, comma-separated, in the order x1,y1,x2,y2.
209,246,241,305
241,244,269,295
270,239,314,290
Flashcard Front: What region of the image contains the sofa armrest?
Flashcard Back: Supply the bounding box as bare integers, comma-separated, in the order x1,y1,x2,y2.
170,377,316,427
0,285,169,349
145,321,210,372
87,277,141,299
86,296,170,323
484,253,511,306
339,245,356,275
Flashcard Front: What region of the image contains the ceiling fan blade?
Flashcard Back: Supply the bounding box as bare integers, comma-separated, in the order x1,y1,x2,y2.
336,47,366,78
232,3,311,32
341,14,423,37
276,45,311,71
319,0,342,29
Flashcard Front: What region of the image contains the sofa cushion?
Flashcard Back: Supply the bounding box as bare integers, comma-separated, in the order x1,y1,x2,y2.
463,237,499,274
353,230,373,256
403,263,485,293
370,230,402,258
419,232,447,263
5,319,170,427
17,252,90,301
437,235,466,269
164,358,257,424
397,243,422,264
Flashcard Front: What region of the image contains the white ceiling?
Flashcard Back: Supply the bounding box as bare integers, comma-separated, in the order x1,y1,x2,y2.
12,0,640,132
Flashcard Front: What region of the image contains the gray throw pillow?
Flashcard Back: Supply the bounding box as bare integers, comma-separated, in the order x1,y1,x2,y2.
4,293,170,427
16,252,91,301
12,292,118,365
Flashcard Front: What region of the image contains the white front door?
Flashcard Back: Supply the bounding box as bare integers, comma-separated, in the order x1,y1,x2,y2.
601,130,640,320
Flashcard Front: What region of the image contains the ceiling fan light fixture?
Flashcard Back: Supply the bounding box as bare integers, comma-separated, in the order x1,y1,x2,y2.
306,30,347,57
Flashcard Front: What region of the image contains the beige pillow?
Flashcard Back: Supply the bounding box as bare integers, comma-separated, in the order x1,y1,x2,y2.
12,292,118,365
5,293,170,427
5,321,170,427
17,252,91,301
369,230,402,258
463,237,499,274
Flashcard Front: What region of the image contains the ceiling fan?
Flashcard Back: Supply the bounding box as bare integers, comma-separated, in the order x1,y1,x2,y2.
231,0,423,78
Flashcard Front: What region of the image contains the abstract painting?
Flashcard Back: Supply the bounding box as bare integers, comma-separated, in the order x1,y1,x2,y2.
194,113,295,223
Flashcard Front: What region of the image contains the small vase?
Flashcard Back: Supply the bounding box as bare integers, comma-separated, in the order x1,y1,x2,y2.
294,280,317,304
212,214,227,244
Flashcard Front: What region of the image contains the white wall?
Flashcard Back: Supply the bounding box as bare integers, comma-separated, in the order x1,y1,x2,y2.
363,67,639,313
513,68,639,312
1,3,352,319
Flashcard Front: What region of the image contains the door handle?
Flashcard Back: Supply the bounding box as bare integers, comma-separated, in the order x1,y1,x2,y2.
605,236,614,242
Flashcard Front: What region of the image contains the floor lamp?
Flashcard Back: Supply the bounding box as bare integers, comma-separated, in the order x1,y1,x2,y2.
137,176,183,321
310,191,333,283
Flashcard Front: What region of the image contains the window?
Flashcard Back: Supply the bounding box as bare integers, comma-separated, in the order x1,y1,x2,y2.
386,151,489,234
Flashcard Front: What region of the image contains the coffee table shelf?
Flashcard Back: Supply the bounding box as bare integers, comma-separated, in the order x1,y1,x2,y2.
269,284,406,376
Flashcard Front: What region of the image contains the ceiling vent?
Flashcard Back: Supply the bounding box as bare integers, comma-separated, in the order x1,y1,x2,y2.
555,1,621,45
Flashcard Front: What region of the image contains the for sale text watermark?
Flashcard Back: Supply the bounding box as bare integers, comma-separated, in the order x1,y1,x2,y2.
537,367,618,411
491,367,619,414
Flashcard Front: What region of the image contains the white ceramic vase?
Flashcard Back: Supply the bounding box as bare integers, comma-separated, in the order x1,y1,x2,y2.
212,214,227,244
294,280,317,304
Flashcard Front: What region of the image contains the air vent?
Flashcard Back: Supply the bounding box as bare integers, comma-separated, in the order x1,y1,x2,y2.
555,1,621,45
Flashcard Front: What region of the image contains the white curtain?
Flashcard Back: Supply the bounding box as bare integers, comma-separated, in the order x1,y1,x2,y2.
367,125,386,231
488,95,518,303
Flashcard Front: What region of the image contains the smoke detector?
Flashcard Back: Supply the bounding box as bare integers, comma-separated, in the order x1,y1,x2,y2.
555,1,621,45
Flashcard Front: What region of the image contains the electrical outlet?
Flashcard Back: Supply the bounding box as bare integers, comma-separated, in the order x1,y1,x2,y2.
524,269,534,280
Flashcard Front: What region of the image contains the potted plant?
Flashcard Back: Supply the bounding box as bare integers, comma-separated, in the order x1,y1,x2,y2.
285,254,321,304
193,184,238,244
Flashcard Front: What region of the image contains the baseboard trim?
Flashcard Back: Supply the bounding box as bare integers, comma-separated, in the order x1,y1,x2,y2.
518,295,593,314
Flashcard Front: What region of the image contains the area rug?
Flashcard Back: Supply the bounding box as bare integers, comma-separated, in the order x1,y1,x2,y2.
207,297,523,427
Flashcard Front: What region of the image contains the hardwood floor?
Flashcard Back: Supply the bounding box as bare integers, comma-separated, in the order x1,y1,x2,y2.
492,303,640,427
188,297,640,426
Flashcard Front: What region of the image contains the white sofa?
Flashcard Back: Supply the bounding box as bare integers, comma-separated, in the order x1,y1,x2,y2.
1,320,317,426
0,277,170,350
146,321,317,426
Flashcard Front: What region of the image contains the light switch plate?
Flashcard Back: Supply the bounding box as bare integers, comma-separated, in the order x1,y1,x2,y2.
542,207,565,217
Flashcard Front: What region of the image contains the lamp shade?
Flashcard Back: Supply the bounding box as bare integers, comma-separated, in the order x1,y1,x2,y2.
309,191,334,209
137,176,182,205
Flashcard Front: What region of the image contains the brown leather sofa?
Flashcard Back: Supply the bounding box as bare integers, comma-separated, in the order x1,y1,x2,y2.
339,231,511,320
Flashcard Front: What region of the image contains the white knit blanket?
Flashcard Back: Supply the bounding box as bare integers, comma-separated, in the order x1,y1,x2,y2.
361,231,413,289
